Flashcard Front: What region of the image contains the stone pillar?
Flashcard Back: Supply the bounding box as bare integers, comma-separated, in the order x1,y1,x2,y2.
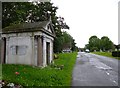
31,37,34,65
50,40,53,63
37,36,43,66
49,41,53,63
1,38,5,64
6,37,9,64
42,36,46,67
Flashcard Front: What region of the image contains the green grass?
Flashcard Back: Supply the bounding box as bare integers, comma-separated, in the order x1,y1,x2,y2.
92,52,120,60
2,52,77,86
0,64,2,80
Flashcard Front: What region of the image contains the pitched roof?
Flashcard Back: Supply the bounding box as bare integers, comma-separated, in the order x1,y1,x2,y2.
2,21,55,37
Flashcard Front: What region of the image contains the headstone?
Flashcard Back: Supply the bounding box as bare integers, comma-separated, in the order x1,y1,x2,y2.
100,49,102,52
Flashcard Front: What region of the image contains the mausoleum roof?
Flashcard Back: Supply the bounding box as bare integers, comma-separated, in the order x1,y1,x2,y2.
2,21,55,37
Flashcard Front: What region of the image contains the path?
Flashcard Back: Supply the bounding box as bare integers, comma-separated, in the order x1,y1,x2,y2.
72,52,119,87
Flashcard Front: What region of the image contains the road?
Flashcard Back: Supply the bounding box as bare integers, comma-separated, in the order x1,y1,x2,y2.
72,52,119,87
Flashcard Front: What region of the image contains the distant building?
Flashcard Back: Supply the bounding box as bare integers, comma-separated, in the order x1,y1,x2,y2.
1,20,55,67
62,43,72,53
62,48,72,53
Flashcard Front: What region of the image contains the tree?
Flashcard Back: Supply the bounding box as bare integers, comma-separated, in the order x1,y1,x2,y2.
62,32,77,51
85,44,89,50
54,31,77,53
62,31,72,49
2,2,69,30
2,2,71,53
85,35,115,52
88,35,100,52
71,39,77,51
100,36,114,51
53,36,64,53
91,47,99,52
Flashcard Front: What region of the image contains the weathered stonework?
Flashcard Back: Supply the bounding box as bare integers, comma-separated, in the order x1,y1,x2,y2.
1,21,55,67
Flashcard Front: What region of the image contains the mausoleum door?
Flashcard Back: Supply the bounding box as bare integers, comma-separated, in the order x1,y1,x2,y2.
46,42,50,65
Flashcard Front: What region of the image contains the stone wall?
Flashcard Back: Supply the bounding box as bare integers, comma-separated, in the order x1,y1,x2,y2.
2,31,54,67
6,36,33,65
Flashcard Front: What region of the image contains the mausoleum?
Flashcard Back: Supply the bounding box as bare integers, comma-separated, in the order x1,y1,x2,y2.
1,20,55,67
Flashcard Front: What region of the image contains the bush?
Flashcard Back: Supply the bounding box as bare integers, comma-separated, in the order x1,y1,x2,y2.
112,51,120,57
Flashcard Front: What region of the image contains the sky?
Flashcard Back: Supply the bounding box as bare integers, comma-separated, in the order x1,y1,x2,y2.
51,0,119,48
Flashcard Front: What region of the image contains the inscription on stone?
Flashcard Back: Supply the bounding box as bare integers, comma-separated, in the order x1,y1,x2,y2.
10,45,28,55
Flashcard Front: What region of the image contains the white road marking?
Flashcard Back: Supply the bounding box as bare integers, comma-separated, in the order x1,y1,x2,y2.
89,58,112,70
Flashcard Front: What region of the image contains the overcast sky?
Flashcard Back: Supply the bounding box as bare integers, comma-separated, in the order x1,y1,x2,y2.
51,0,119,48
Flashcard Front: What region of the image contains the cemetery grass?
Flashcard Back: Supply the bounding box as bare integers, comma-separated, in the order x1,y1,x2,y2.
2,52,77,86
92,52,120,60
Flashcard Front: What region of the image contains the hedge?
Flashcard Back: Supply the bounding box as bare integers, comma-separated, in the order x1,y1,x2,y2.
112,51,120,57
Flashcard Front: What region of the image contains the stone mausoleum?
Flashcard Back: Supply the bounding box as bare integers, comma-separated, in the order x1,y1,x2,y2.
1,20,55,67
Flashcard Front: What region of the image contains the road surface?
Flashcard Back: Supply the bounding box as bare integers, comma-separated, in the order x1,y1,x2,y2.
72,52,119,87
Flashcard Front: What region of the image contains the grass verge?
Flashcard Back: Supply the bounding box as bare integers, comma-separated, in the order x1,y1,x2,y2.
92,52,120,60
2,52,77,86
0,64,2,80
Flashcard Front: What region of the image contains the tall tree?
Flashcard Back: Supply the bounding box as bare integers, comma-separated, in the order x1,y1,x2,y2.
2,2,70,53
54,31,77,53
88,35,100,51
85,35,115,52
71,39,78,51
100,36,114,51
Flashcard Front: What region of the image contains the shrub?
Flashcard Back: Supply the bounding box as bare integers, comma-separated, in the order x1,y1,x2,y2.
112,51,120,57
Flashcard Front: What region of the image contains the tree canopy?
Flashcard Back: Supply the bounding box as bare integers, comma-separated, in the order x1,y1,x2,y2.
85,35,115,52
54,31,78,53
2,2,67,29
2,1,76,53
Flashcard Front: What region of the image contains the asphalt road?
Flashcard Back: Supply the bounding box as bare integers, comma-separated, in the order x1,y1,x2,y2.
72,52,119,87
